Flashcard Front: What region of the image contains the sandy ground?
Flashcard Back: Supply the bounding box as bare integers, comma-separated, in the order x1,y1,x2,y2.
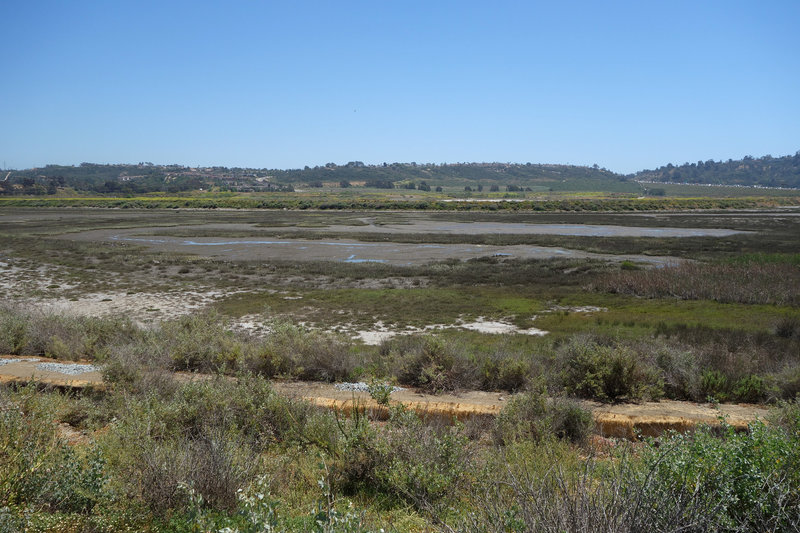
1,355,770,439
31,290,231,324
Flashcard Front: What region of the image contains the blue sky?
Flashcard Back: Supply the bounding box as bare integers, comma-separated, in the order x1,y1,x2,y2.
2,1,798,173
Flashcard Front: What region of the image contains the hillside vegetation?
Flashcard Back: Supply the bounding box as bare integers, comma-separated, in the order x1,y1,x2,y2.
3,151,798,196
634,152,800,189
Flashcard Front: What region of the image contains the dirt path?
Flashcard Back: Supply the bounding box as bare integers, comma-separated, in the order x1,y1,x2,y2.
0,355,770,439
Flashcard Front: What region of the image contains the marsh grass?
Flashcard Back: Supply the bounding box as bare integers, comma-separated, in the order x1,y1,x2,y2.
596,261,800,305
0,304,140,359
4,354,800,531
457,418,800,532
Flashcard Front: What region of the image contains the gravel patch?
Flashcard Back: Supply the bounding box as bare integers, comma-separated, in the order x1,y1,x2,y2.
36,362,98,375
0,358,40,366
334,382,405,393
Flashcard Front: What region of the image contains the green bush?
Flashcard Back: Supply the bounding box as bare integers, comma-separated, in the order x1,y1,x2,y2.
494,386,593,445
159,311,247,372
638,421,800,530
731,374,772,403
376,408,473,509
264,320,360,382
384,335,480,392
558,336,662,402
0,387,106,514
101,374,328,514
700,369,729,401
456,417,800,532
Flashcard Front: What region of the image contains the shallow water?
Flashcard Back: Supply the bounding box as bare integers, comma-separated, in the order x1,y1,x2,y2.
107,232,679,266
321,221,749,238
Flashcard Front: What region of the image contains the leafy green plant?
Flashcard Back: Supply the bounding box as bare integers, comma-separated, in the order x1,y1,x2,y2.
0,388,106,514
366,379,394,405
494,386,593,445
700,369,729,402
731,374,772,403
558,336,662,402
376,409,473,509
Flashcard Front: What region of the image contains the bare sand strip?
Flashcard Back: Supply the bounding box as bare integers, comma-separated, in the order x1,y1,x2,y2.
0,355,769,439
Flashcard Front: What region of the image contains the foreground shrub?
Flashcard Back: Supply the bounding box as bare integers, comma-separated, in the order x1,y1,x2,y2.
0,387,106,514
0,305,139,360
455,417,800,532
494,386,593,445
556,335,662,402
376,407,474,510
326,404,474,512
102,375,329,514
637,420,800,530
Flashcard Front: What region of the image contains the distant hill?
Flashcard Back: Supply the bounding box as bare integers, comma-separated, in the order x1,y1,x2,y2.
0,162,631,195
633,152,800,189
270,162,627,190
2,152,798,195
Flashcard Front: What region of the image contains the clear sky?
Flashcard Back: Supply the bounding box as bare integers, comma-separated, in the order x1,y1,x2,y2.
2,1,798,173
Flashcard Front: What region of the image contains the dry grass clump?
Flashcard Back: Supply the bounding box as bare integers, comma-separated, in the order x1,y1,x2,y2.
595,262,800,305
455,415,800,532
494,385,593,445
0,304,139,360
102,374,333,514
377,334,535,393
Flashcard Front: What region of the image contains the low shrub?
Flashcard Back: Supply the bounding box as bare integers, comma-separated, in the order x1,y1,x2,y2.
0,305,139,360
731,374,773,403
557,336,662,402
637,421,800,530
325,404,474,511
101,374,330,514
455,419,800,532
651,343,700,400
385,335,481,393
494,386,593,445
479,351,533,392
158,311,248,372
0,387,106,514
275,323,361,383
700,369,729,401
376,407,474,510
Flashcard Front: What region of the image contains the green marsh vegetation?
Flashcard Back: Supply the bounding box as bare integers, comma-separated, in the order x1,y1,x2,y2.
2,193,798,212
2,323,800,531
2,205,800,529
2,207,800,402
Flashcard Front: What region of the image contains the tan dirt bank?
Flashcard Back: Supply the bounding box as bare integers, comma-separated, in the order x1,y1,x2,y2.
0,355,769,440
